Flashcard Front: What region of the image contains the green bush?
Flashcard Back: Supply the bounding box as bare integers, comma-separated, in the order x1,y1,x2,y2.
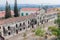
23,33,26,37
48,26,57,31
35,28,45,36
48,26,60,38
32,30,35,32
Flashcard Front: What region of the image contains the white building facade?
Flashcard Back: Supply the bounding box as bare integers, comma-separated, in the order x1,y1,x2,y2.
0,14,38,40
0,7,59,40
19,8,40,16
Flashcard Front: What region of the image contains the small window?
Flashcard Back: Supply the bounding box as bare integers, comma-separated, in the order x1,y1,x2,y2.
0,27,1,29
28,26,30,28
21,13,24,16
16,30,18,34
20,28,22,31
26,13,28,16
0,32,2,36
23,27,25,29
28,21,29,24
8,32,11,35
8,26,10,30
20,23,22,26
23,22,25,25
16,24,18,28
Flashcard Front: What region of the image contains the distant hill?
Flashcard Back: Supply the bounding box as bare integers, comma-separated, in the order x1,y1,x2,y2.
0,4,40,11
0,4,60,11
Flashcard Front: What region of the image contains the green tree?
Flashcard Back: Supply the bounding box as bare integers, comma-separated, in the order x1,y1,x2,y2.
54,13,60,40
54,13,60,27
54,18,60,27
48,26,60,40
57,13,60,18
5,1,12,19
14,0,19,17
48,26,57,31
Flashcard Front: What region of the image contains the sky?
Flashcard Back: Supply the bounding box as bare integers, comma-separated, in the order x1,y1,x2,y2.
0,0,60,5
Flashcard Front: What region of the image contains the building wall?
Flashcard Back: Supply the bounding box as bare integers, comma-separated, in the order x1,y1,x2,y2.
0,20,28,38
44,13,57,22
0,17,37,40
0,25,3,36
39,9,58,24
20,11,37,16
40,9,45,14
0,8,58,39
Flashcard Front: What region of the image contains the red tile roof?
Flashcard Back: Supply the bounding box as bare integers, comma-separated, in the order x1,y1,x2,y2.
47,8,56,13
45,8,59,15
0,14,36,25
21,8,40,11
0,10,14,18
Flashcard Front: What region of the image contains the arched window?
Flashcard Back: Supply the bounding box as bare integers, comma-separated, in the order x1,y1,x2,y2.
16,24,18,28
20,23,22,26
16,30,18,34
23,22,25,25
20,28,22,31
31,19,37,25
28,25,30,28
23,27,25,29
26,13,28,16
3,27,7,36
8,32,11,35
0,32,2,36
0,26,1,29
21,13,24,16
28,21,29,24
8,26,10,30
